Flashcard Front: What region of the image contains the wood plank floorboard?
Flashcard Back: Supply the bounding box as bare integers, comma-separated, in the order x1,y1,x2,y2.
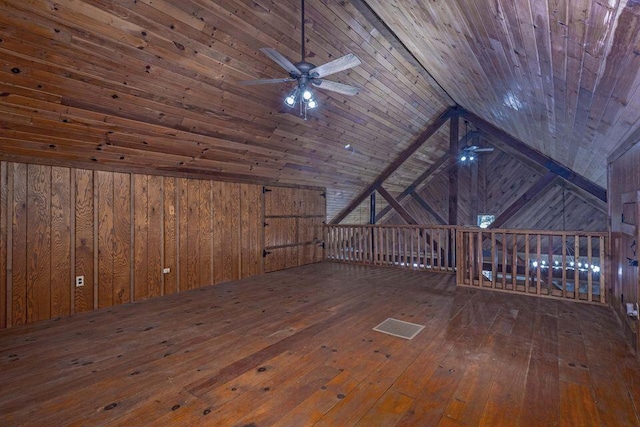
0,263,639,426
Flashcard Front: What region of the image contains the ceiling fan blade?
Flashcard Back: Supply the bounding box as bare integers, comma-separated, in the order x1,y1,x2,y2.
473,148,495,152
312,79,360,96
239,77,296,86
309,53,361,78
259,48,300,76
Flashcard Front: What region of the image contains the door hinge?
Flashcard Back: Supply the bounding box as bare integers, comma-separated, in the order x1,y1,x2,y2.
263,250,272,257
320,191,326,198
262,186,272,194
263,222,269,227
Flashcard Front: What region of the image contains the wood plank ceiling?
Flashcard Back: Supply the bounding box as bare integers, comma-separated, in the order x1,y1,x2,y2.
1,1,639,220
365,0,640,187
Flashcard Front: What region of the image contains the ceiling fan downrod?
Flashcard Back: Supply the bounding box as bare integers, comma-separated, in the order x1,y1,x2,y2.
301,0,305,62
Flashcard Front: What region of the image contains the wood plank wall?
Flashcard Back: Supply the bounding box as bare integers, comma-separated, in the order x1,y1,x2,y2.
0,161,324,329
609,142,640,353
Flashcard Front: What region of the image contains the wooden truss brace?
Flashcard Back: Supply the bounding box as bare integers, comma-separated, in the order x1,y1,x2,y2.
489,171,557,229
410,192,447,224
374,130,479,223
376,186,418,225
329,106,458,224
374,154,450,222
377,186,446,260
460,108,606,203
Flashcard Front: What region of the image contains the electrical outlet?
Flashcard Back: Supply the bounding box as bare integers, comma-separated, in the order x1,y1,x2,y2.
75,276,84,287
163,268,170,274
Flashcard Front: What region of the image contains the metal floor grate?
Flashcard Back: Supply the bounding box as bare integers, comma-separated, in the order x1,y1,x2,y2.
373,318,425,340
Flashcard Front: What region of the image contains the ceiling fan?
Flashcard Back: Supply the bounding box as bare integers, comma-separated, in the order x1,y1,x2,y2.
458,145,494,163
239,0,361,119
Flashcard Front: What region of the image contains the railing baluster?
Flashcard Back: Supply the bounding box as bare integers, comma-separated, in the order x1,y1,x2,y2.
368,225,372,264
443,228,447,272
353,227,357,262
524,233,530,292
491,231,497,288
432,228,437,270
511,233,517,290
364,226,368,263
382,226,387,265
502,231,507,289
469,230,475,286
536,234,542,295
345,227,350,262
450,228,455,273
409,228,414,268
377,226,382,265
390,227,395,266
588,236,593,302
548,234,554,295
599,236,606,303
415,227,419,269
574,236,580,300
363,227,368,263
423,228,428,270
562,234,567,298
343,227,348,262
477,230,483,287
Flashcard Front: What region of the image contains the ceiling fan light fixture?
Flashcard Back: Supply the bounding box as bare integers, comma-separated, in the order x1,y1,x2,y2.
284,88,299,107
302,89,313,100
239,0,361,117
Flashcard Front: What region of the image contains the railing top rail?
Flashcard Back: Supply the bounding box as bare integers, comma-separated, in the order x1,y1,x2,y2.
325,224,458,230
456,226,608,237
326,224,608,237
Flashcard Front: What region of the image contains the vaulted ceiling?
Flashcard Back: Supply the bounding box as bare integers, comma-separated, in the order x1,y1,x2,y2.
1,0,639,221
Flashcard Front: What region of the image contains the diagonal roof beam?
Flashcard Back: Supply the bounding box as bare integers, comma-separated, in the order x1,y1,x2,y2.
376,186,418,225
374,130,479,223
330,106,458,224
460,108,606,202
489,171,557,229
377,187,446,261
410,192,447,224
374,153,450,222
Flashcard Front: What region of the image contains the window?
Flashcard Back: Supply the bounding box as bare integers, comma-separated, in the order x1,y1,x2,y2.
477,214,495,229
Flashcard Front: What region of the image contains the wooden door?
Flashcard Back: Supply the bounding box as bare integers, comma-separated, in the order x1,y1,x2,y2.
620,191,640,353
263,187,325,273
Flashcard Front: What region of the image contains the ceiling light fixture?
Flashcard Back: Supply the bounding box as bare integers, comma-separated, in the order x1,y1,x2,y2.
283,83,318,118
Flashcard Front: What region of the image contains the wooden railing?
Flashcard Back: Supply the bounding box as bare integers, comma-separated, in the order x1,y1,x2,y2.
325,225,456,273
325,225,608,304
456,228,607,304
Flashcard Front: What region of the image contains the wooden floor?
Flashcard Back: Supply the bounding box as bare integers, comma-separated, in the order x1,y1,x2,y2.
1,263,639,426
